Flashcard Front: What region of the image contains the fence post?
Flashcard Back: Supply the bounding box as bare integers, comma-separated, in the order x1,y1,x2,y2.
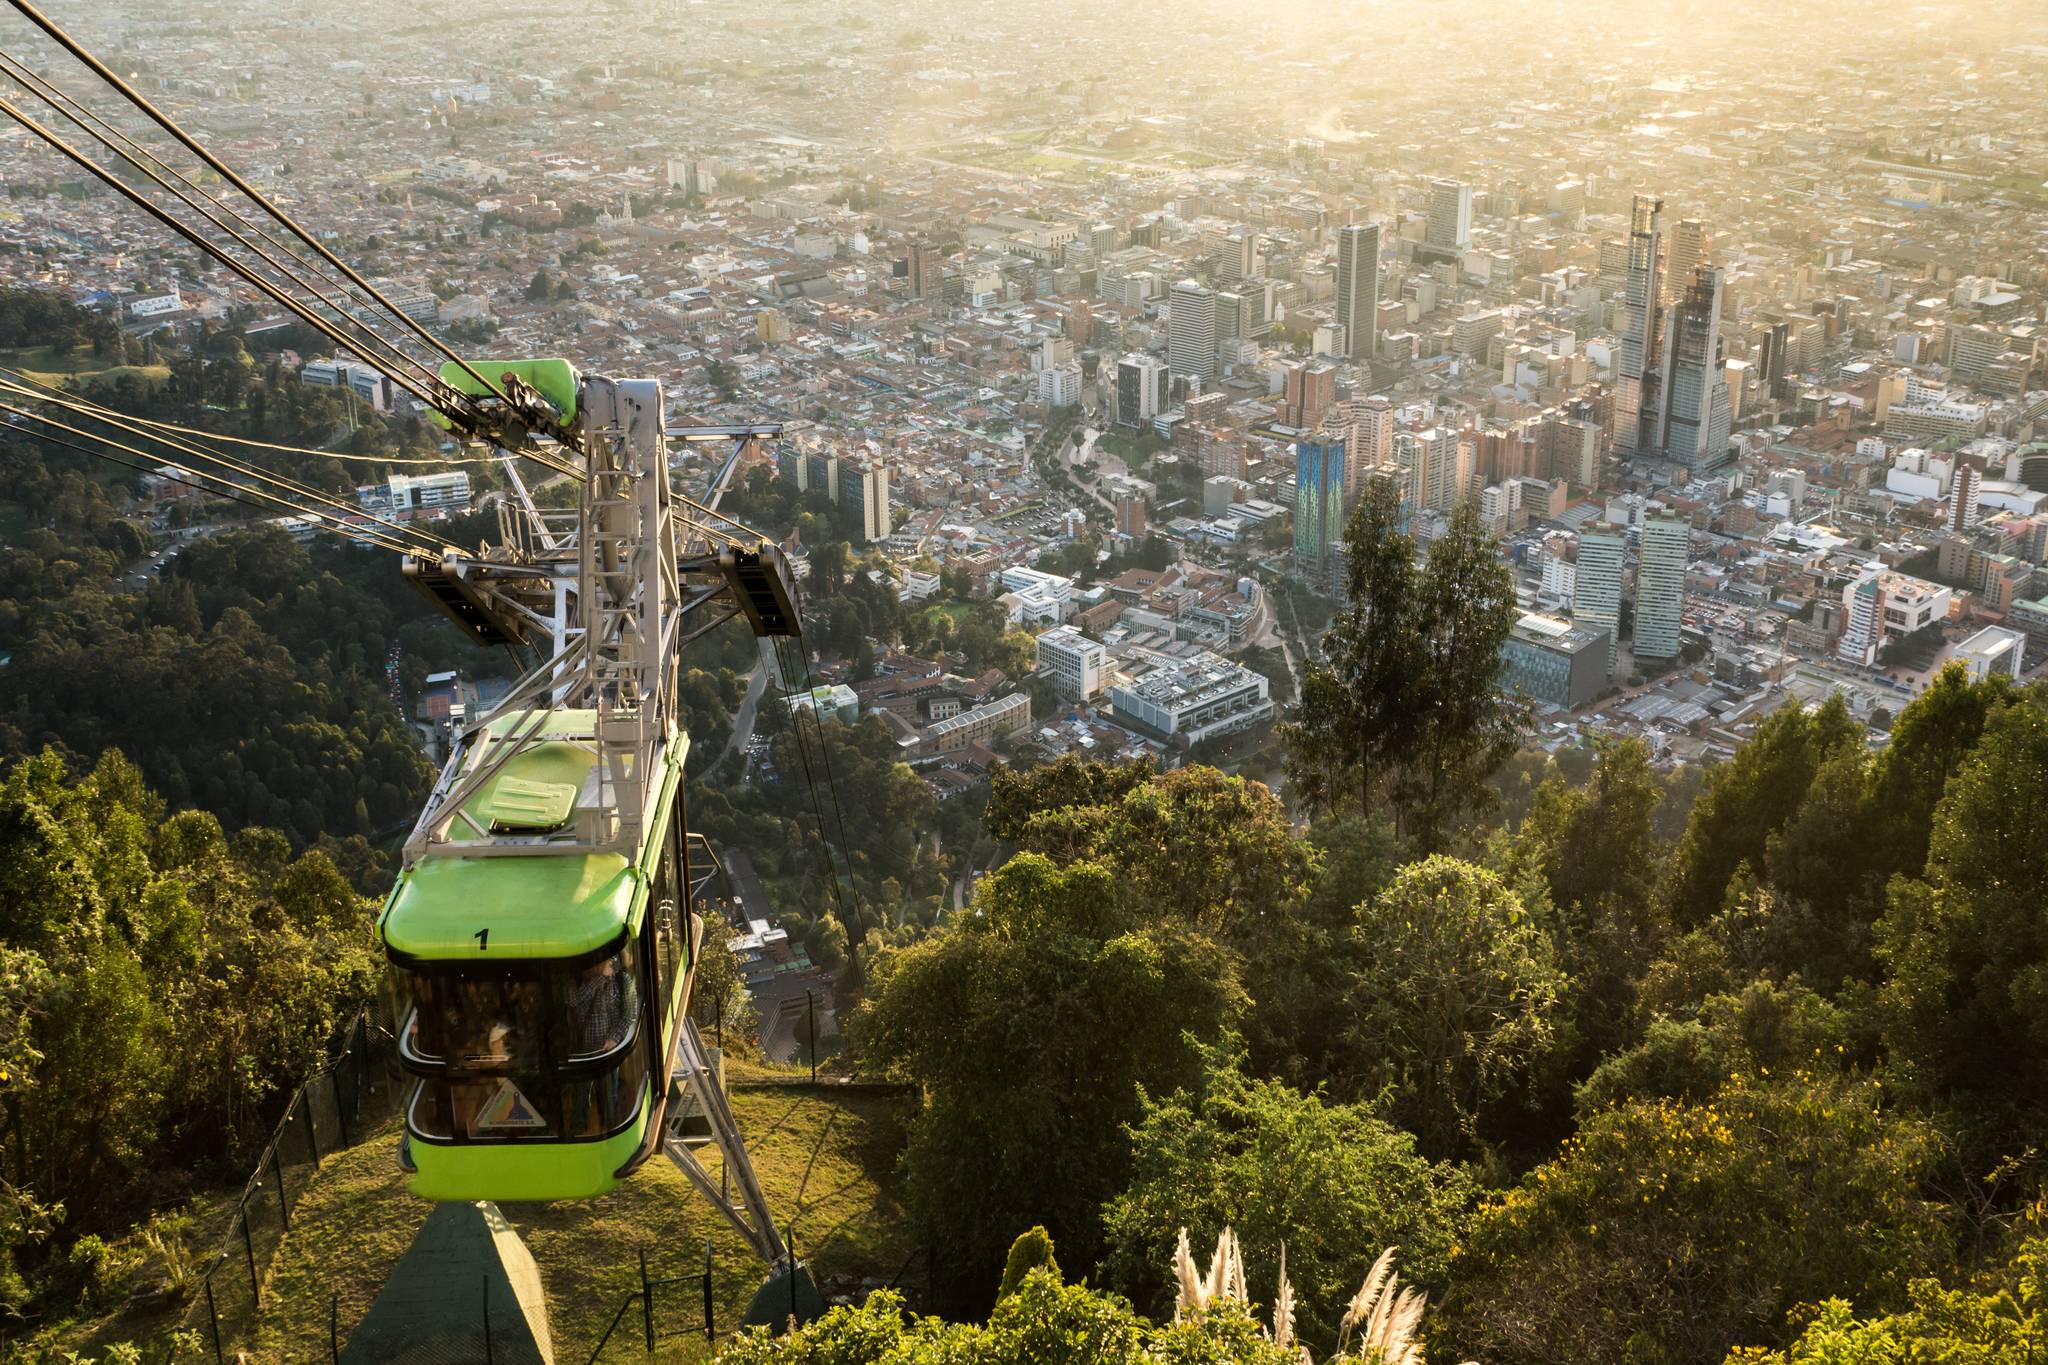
240,1206,259,1306
306,1084,323,1169
271,1141,290,1230
788,1223,798,1326
335,1065,354,1150
703,1237,715,1341
482,1274,493,1365
205,1275,224,1364
640,1249,654,1352
807,992,816,1084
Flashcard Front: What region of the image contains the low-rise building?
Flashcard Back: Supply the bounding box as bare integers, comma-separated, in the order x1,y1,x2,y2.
1107,653,1273,747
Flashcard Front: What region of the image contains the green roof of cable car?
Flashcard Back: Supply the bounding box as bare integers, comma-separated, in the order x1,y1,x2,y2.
380,709,685,962
429,357,580,430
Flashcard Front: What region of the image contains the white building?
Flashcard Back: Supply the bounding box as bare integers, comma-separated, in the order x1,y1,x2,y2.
1633,514,1692,661
1108,652,1273,746
1035,626,1107,702
996,565,1074,625
1167,279,1217,381
1954,625,2024,681
1572,522,1628,674
1038,363,1082,409
359,470,472,516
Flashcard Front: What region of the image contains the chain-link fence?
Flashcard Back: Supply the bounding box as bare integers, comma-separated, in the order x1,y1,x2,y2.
183,1009,407,1363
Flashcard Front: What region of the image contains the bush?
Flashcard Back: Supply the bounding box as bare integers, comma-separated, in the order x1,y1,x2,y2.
1441,1072,1951,1364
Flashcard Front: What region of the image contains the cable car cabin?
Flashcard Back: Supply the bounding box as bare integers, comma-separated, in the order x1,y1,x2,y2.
380,709,698,1202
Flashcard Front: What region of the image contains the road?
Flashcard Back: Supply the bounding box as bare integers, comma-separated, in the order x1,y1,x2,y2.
722,655,770,761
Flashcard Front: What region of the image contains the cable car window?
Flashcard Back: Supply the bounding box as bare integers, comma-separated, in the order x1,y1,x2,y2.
654,818,683,992
560,948,638,1062
404,971,548,1069
407,1041,647,1142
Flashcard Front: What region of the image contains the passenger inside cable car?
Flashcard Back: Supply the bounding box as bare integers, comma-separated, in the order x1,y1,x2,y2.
399,940,649,1143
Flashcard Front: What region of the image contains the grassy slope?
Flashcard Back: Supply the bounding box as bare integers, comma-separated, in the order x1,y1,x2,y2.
0,344,171,388
238,1071,911,1363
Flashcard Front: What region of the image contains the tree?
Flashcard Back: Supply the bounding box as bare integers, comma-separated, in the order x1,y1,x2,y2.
1102,1053,1472,1348
715,1273,1297,1365
1441,1073,1951,1365
524,267,552,301
1507,738,1668,1067
1343,856,1563,1158
1727,1209,2048,1364
1877,691,2048,1154
1279,478,1421,823
1280,485,1523,845
851,855,1244,1297
1663,696,1858,929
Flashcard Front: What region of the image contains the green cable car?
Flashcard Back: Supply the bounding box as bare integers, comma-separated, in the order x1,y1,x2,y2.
380,710,696,1202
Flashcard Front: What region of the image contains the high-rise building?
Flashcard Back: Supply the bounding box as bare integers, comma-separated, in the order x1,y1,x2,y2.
906,242,946,300
1612,195,1665,462
1399,427,1467,512
1338,397,1395,501
1167,279,1217,381
1115,494,1148,539
1281,359,1337,429
1294,436,1347,584
1114,353,1169,428
842,462,892,542
1655,266,1733,472
1425,179,1472,253
1089,222,1121,258
1950,461,1982,532
805,450,840,502
1572,521,1628,674
1210,228,1256,285
1661,218,1706,308
1634,513,1690,661
1334,222,1381,365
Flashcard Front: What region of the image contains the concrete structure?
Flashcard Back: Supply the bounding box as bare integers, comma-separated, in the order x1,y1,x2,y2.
1115,352,1169,429
842,462,892,542
922,691,1030,753
1425,179,1472,253
1633,513,1692,661
1954,624,2023,681
340,1203,553,1364
1035,625,1107,701
1167,279,1217,381
1572,521,1629,673
1334,222,1381,364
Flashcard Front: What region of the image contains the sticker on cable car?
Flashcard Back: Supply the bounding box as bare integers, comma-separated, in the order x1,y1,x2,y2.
476,1080,550,1132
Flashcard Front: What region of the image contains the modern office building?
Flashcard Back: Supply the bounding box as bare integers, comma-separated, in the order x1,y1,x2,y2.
1425,179,1472,254
1294,436,1347,584
1661,218,1706,308
1034,625,1108,701
1167,279,1217,381
1499,613,1609,709
1954,624,2024,681
1334,222,1381,364
1572,521,1629,674
1633,513,1691,661
1655,266,1733,472
1611,195,1665,462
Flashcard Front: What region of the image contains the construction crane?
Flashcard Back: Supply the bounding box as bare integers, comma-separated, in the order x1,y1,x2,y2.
0,0,827,1322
